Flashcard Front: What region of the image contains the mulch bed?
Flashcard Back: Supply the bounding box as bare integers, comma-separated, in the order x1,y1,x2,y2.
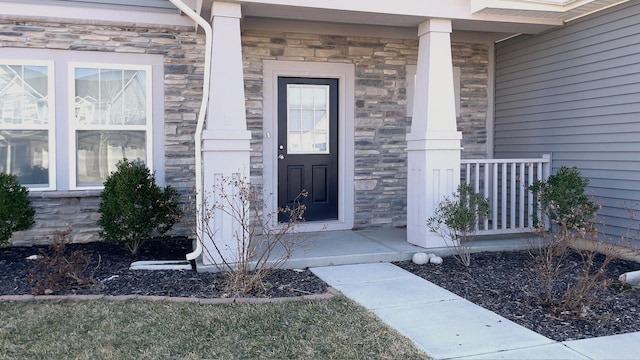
395,250,640,342
0,237,327,299
2,238,640,342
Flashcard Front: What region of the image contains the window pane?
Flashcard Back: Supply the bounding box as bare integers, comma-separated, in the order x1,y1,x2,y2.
286,84,329,154
120,70,146,125
76,130,146,186
75,67,147,126
0,130,49,187
287,86,300,106
288,109,300,131
75,68,100,125
314,131,328,152
300,87,314,108
0,64,49,125
314,87,326,107
301,110,314,132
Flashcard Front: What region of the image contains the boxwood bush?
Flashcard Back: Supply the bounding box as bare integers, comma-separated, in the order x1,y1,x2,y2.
529,166,598,230
98,159,183,254
0,173,36,246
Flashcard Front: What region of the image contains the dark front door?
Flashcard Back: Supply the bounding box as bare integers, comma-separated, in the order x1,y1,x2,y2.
278,77,338,222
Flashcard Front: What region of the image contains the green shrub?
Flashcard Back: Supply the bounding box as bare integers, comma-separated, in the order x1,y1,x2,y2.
529,166,598,229
0,173,35,245
98,159,183,254
427,183,490,266
528,166,610,311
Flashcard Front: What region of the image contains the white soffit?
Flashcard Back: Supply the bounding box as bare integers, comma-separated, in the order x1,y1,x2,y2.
471,0,631,22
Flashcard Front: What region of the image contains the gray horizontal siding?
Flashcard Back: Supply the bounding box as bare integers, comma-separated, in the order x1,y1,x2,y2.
494,1,640,240
1,0,179,13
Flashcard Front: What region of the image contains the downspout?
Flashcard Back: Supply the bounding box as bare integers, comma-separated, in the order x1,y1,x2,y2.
168,0,210,263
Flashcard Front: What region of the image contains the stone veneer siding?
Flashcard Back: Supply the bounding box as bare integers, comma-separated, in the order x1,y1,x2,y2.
0,18,488,245
0,18,204,245
242,30,489,229
454,42,489,159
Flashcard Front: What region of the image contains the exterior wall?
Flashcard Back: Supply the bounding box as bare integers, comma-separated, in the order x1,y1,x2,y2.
454,42,489,159
242,30,414,228
1,16,490,245
1,18,204,245
494,1,640,241
242,29,489,229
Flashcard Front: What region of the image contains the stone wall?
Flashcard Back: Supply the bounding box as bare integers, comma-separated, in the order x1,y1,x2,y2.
453,42,489,159
0,18,204,245
242,30,489,229
0,17,489,245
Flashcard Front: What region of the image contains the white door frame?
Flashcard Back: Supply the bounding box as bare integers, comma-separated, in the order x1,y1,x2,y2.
263,60,355,232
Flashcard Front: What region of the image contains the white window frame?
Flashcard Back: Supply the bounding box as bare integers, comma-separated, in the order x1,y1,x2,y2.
68,62,154,190
0,59,56,191
0,48,165,192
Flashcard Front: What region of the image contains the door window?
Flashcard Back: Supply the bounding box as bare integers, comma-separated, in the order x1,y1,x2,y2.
286,84,329,154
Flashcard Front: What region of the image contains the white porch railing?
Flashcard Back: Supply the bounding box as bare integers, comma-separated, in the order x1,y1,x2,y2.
460,154,551,235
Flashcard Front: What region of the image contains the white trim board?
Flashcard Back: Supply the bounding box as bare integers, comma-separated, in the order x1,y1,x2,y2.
0,2,193,27
263,60,355,232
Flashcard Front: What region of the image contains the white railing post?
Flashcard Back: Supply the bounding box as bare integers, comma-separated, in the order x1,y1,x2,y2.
490,163,500,230
501,163,507,230
542,153,552,230
509,162,515,229
542,153,552,180
484,163,489,230
519,162,525,228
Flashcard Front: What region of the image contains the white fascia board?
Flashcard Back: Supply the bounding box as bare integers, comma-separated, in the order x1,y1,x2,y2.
469,12,564,25
471,0,593,13
1,2,193,27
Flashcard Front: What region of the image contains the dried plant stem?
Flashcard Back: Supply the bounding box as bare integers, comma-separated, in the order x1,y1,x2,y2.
195,175,306,296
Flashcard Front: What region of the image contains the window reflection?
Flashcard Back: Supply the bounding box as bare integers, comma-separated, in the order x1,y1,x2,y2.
0,130,49,187
76,130,146,186
0,65,49,125
287,84,329,154
74,68,147,126
0,63,51,188
73,65,150,188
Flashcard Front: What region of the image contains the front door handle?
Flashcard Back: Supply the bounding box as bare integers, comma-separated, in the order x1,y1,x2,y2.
278,154,285,160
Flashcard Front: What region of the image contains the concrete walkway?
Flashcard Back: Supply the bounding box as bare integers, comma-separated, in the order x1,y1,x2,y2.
311,263,640,360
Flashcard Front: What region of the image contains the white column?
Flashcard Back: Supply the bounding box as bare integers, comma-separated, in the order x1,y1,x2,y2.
407,19,462,248
200,1,251,266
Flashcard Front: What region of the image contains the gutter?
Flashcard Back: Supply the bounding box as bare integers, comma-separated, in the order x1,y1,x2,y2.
168,0,210,263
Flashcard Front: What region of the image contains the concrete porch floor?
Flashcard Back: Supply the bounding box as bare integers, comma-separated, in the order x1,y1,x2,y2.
131,228,541,271
283,228,541,270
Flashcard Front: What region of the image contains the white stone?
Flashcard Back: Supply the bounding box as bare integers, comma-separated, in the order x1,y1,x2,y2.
412,252,430,265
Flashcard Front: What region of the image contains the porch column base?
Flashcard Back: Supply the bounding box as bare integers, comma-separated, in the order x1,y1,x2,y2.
406,133,462,249
200,130,251,266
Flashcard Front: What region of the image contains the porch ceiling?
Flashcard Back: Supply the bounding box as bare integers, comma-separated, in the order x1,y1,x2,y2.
234,1,561,34
201,0,628,35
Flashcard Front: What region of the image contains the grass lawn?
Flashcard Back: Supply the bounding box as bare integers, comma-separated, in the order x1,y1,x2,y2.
0,297,429,359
